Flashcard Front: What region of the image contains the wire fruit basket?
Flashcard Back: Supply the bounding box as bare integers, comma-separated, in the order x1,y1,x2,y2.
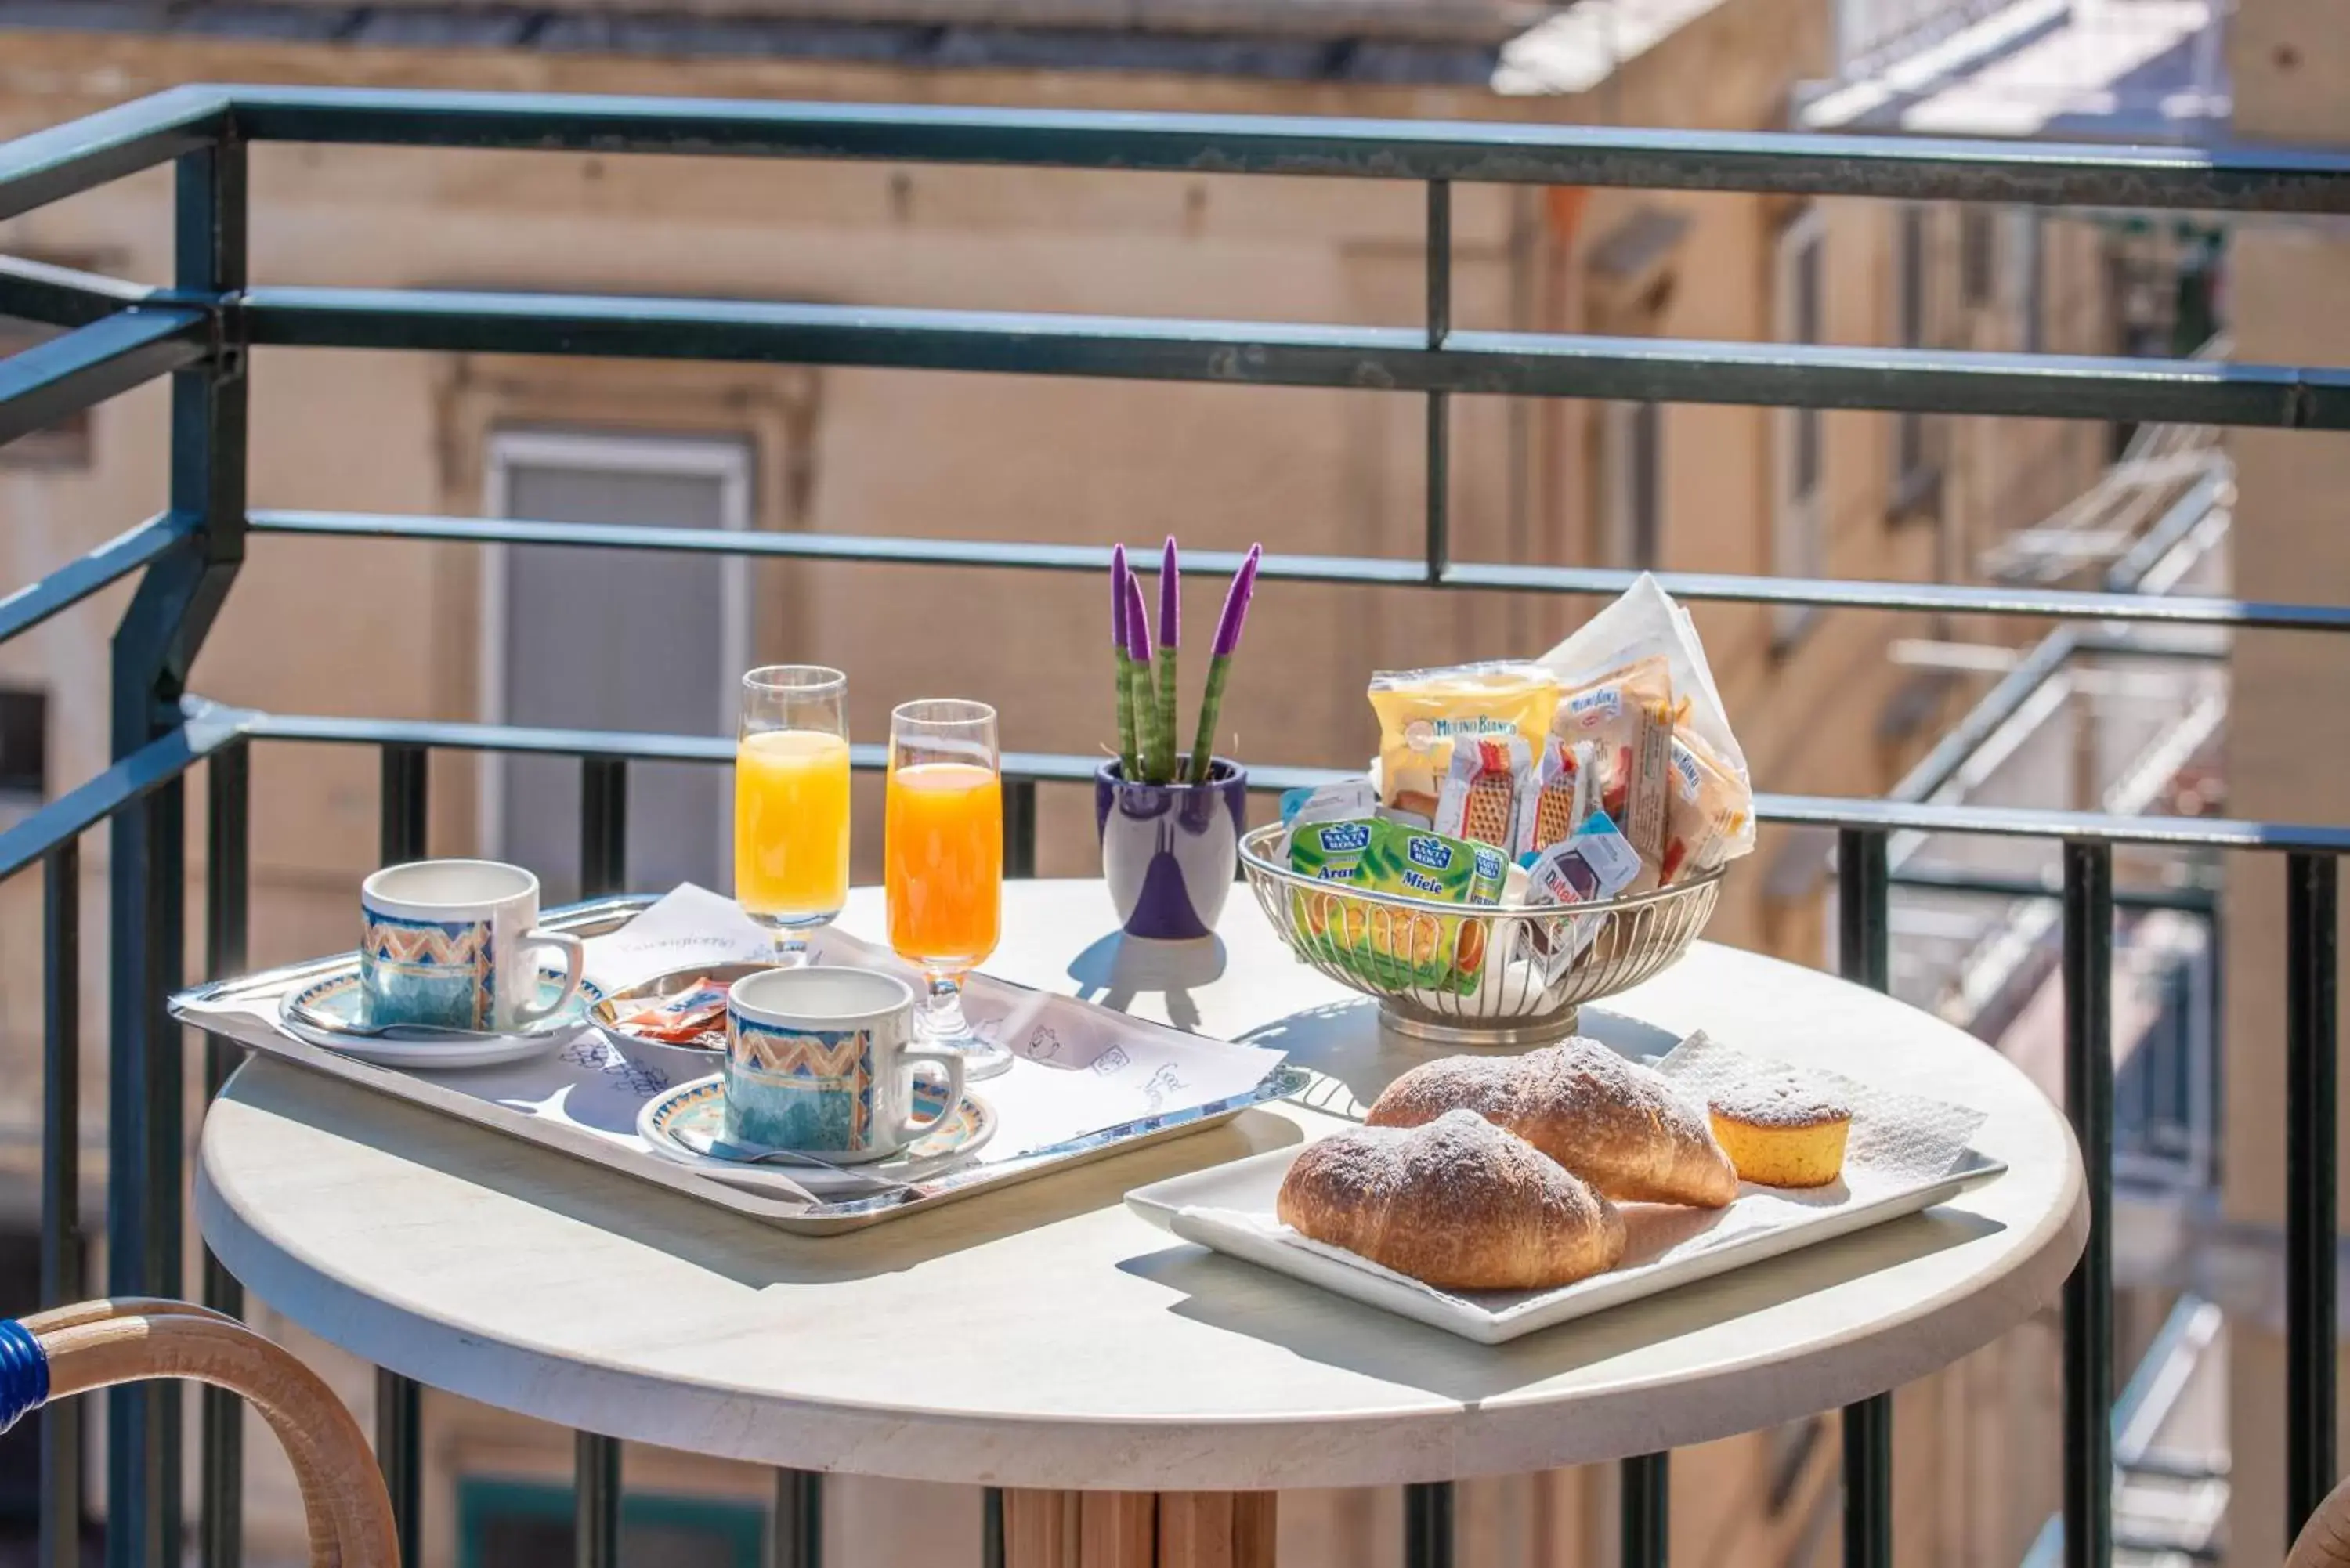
1239,822,1723,1047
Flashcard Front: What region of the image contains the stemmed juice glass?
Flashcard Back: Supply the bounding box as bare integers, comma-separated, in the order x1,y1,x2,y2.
734,666,851,963
884,699,1010,1080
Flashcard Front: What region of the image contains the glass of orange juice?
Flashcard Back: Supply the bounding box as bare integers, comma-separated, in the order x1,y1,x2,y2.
884,698,1009,1080
735,666,851,963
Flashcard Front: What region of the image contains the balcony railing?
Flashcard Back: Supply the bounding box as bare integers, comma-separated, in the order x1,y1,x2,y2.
3,82,2348,1568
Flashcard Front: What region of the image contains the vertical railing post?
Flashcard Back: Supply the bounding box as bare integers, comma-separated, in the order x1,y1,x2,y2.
1403,1480,1452,1568
374,743,427,1568
577,1429,622,1568
982,1487,1003,1568
107,126,247,1568
201,742,250,1568
769,1468,822,1568
2287,851,2338,1537
1003,779,1037,881
2062,841,2113,1568
1423,179,1452,585
1622,1451,1669,1568
577,753,628,1568
580,756,628,898
1837,828,1891,1568
40,840,82,1568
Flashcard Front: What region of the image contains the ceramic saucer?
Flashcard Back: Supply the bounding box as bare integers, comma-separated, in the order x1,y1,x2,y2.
638,1073,996,1198
277,970,604,1070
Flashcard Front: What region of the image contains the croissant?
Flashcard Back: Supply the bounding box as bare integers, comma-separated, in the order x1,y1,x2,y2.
1366,1039,1739,1208
1277,1109,1625,1291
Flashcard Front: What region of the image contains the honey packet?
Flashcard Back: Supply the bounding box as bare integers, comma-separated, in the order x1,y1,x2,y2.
1515,737,1595,862
1368,663,1556,824
1434,735,1531,851
1552,654,1676,876
1350,822,1506,994
1660,732,1750,886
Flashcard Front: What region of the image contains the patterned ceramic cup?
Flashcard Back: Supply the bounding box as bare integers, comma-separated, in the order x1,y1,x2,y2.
723,966,967,1162
359,860,585,1032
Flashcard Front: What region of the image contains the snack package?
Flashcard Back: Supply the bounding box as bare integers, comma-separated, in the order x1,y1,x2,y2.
1286,815,1377,959
1354,822,1506,994
1434,735,1531,850
1551,655,1676,876
1660,732,1749,886
1537,574,1755,879
1520,811,1643,982
1368,663,1556,824
1282,777,1379,840
1515,737,1595,862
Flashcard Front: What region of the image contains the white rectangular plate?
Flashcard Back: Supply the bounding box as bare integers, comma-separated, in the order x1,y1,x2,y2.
1124,1142,2007,1345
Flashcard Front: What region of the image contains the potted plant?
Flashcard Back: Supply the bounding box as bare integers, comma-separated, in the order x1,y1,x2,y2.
1094,537,1260,941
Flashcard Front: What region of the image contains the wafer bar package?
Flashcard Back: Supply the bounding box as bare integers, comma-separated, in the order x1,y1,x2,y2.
1660,733,1749,886
1515,737,1594,862
1368,663,1556,825
1434,735,1531,850
1552,654,1676,873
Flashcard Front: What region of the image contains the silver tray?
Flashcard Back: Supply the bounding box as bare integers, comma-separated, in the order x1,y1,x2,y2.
172,895,1308,1235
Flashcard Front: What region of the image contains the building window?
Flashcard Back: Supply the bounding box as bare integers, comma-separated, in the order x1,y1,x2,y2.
1773,206,1826,645
1603,399,1663,570
1959,208,1997,309
483,430,752,901
1890,205,1939,518
0,687,47,799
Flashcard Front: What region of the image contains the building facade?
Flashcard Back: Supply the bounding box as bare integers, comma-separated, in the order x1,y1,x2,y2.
0,4,2121,1565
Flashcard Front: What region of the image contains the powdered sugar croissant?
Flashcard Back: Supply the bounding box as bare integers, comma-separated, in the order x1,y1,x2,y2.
1366,1038,1739,1208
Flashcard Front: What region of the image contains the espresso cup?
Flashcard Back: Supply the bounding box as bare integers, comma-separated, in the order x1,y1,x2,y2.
360,860,585,1032
723,966,966,1162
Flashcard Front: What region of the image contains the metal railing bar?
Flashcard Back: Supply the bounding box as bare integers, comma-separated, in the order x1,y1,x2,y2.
0,255,164,330
1003,780,1038,880
0,515,191,650
1622,1453,1668,1568
1887,865,2216,915
580,757,629,898
0,85,227,225
213,84,2350,212
246,508,2350,633
1424,179,1451,586
2286,852,2339,1537
577,1433,621,1568
0,307,211,448
239,287,2350,430
769,1470,821,1568
232,709,2350,851
38,840,82,1568
201,743,249,1568
2062,842,2116,1568
1403,1481,1452,1568
1837,829,1893,1568
0,717,241,885
374,740,428,1568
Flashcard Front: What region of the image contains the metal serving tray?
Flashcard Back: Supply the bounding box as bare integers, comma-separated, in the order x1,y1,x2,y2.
173,896,1307,1235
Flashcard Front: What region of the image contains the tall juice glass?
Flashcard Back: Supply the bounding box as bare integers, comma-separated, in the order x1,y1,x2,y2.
735,666,851,963
884,699,1010,1080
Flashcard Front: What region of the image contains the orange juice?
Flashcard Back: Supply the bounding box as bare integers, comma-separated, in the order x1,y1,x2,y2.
885,761,1003,966
734,729,851,922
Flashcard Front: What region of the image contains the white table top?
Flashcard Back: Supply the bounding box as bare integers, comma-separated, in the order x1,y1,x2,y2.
197,880,2085,1493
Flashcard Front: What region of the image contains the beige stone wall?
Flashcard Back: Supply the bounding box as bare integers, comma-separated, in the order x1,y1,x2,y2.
0,13,2100,1568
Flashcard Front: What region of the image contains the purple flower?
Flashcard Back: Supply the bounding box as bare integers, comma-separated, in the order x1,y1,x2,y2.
1159,535,1180,651
1209,544,1262,659
1123,572,1153,663
1111,543,1129,652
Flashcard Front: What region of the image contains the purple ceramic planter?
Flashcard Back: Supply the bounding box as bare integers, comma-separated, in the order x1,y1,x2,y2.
1094,759,1248,941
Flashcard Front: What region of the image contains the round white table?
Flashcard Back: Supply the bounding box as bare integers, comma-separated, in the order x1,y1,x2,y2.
197,880,2085,1568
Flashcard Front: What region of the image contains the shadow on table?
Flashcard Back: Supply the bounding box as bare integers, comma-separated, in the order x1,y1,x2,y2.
1066,933,1227,1033
226,1056,1307,1290
1115,1206,2005,1404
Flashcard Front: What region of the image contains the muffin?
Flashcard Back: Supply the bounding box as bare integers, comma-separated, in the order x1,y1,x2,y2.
1707,1071,1853,1188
